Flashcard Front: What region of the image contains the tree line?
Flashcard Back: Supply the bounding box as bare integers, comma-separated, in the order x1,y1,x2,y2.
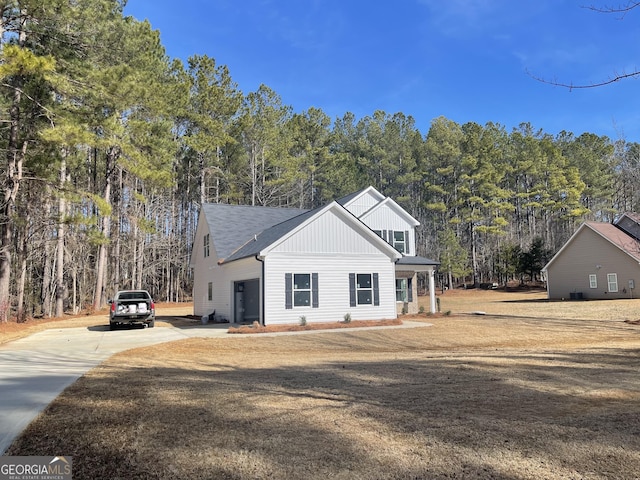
1,0,637,320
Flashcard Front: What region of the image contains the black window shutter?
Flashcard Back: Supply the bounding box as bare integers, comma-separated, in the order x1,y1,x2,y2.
285,273,292,309
349,273,356,307
373,273,380,306
408,277,413,302
312,273,319,308
405,230,410,254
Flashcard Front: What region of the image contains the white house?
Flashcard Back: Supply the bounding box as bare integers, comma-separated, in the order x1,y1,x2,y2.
190,186,439,325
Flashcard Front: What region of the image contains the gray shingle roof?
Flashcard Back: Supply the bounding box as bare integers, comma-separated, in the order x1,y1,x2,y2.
396,255,440,266
222,208,318,263
202,203,308,261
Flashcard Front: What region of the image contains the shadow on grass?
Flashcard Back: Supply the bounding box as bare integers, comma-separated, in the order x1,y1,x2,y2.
6,344,640,479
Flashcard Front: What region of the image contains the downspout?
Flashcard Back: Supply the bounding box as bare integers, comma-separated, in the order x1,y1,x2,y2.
255,255,265,326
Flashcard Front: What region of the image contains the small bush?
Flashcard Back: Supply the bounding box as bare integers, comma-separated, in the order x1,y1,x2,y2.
419,305,425,314
299,315,307,326
343,312,352,323
445,310,452,316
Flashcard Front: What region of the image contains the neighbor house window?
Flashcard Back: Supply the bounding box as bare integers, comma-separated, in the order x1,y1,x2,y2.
204,233,210,258
207,282,213,301
589,274,597,289
285,273,318,309
607,273,618,292
349,273,380,306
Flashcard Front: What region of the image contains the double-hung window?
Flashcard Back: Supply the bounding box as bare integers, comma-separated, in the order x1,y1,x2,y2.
607,273,618,292
285,273,319,309
204,233,210,258
357,274,373,305
393,231,406,253
294,274,312,307
589,274,597,289
349,273,380,306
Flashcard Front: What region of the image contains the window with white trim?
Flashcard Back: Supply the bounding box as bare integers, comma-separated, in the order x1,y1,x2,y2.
285,273,318,309
204,233,210,258
294,274,311,307
357,274,373,305
607,273,618,292
393,231,406,253
589,274,597,289
349,273,380,306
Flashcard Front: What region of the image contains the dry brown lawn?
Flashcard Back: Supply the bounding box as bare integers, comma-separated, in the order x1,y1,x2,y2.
6,290,640,479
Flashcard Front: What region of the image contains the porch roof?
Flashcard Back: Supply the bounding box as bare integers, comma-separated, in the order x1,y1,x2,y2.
395,255,439,272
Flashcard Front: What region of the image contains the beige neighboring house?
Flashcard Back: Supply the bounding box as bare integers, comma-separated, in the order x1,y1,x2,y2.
542,213,640,300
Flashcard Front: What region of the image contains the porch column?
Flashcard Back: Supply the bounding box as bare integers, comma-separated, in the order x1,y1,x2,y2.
429,269,437,313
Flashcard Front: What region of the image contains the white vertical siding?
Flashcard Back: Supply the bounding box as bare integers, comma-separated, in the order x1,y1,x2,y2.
270,208,387,255
344,190,383,217
360,204,416,255
264,253,397,324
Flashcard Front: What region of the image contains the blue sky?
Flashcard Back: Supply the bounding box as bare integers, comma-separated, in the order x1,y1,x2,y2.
125,1,640,141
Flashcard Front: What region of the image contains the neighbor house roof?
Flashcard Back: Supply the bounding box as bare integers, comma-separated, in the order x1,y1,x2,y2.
587,222,640,261
543,221,640,272
201,203,308,261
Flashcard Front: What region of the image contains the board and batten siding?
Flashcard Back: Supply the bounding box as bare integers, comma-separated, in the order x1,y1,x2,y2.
343,190,383,217
546,227,640,300
270,207,388,255
263,253,397,324
359,203,415,255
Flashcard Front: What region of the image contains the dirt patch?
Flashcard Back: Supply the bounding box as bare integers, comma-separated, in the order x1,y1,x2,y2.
6,290,640,479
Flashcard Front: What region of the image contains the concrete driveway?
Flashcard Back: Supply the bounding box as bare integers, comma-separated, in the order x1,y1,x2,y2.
0,316,429,455
0,320,230,455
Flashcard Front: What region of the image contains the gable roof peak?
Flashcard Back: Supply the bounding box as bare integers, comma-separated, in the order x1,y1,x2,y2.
336,186,385,207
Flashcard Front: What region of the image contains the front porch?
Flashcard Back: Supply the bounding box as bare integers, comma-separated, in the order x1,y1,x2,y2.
395,256,439,314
